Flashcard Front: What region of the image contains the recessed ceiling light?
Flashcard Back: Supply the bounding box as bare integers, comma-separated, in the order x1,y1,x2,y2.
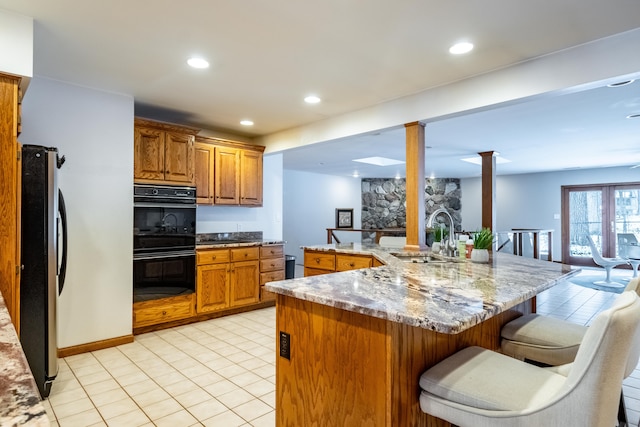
352,156,405,166
627,113,640,119
607,79,635,87
240,120,254,126
449,42,474,55
304,95,321,104
187,57,209,69
352,171,360,178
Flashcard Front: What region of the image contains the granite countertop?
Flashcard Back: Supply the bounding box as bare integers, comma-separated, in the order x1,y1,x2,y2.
196,231,284,249
197,239,285,249
265,243,580,334
0,294,49,426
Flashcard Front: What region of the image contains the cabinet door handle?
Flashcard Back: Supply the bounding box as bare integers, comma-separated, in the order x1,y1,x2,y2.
211,255,216,260
349,262,355,267
315,258,320,264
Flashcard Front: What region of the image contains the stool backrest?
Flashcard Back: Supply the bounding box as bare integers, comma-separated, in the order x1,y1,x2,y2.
563,292,640,425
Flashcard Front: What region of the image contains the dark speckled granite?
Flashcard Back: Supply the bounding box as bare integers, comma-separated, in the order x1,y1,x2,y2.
0,294,49,426
265,243,580,334
197,232,284,249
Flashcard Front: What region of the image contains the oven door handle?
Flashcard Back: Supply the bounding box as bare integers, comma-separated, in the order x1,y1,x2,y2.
134,202,196,209
134,250,195,260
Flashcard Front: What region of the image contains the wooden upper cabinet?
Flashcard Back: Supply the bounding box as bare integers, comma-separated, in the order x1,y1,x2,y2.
134,126,165,181
214,145,241,205
195,135,265,206
133,118,198,186
240,149,263,206
194,142,214,204
164,132,194,183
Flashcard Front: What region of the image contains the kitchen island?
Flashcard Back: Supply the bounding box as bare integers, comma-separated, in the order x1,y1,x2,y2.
265,243,579,426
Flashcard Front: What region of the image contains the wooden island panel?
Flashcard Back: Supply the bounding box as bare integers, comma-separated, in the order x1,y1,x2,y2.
276,294,531,427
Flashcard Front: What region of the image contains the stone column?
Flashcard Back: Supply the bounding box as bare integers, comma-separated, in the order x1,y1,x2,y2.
404,122,427,250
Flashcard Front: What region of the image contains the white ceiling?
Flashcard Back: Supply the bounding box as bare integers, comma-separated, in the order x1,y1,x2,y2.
2,0,640,178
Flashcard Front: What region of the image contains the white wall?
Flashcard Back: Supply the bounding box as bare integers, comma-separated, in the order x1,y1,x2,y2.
0,8,32,78
461,166,640,261
19,77,134,348
196,153,283,240
283,170,362,263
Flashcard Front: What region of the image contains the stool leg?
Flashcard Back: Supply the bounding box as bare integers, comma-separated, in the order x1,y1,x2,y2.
618,390,627,427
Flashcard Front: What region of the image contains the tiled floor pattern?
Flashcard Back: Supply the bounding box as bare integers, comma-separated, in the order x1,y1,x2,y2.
44,307,277,426
44,267,640,426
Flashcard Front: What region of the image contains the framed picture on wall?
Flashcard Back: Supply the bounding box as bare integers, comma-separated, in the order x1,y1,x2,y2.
335,208,353,229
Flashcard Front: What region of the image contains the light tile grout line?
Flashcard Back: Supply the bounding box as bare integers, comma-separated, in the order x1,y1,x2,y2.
47,307,277,426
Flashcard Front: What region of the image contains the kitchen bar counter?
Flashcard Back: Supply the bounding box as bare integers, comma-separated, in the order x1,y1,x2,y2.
266,243,578,334
0,294,49,426
266,243,580,426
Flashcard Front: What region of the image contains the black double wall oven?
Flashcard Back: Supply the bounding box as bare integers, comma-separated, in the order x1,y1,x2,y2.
133,184,196,303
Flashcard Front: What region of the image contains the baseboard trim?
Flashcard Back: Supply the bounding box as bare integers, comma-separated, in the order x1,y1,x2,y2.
58,334,135,358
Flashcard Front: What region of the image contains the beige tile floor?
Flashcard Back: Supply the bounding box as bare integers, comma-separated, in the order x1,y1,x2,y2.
43,268,640,426
45,307,277,426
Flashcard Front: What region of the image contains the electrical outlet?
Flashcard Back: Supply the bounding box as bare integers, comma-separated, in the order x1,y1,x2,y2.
279,331,290,360
237,223,242,231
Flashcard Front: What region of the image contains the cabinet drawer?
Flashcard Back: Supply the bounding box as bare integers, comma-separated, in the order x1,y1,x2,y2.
230,246,260,261
197,249,230,265
133,294,194,328
260,270,285,285
304,251,335,271
260,257,285,272
304,267,331,277
260,285,277,302
336,255,373,271
260,245,284,259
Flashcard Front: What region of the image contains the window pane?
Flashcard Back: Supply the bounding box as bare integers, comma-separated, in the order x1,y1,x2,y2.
569,190,602,257
615,188,640,257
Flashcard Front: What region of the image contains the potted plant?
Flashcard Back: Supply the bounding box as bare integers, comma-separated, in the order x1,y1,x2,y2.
471,228,494,263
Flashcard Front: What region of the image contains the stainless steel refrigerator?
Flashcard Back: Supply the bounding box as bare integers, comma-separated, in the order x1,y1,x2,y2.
20,144,67,398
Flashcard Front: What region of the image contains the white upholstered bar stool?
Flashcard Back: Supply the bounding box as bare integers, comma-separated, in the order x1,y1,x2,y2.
500,277,640,426
418,291,640,427
501,277,639,365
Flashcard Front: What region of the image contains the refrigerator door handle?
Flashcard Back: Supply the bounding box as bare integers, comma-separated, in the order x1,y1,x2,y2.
58,189,67,295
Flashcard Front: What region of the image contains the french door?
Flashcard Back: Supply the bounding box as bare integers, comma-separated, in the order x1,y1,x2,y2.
562,183,640,266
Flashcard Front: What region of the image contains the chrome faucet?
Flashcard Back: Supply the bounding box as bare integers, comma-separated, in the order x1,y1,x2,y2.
426,207,456,255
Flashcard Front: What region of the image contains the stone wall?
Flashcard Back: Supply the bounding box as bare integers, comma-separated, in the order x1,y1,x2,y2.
361,178,462,239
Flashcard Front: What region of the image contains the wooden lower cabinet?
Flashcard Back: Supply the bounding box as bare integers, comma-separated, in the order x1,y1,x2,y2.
196,247,260,313
275,295,531,426
304,250,381,276
336,254,373,271
260,245,285,302
230,260,260,306
197,261,230,313
133,294,195,328
0,73,21,331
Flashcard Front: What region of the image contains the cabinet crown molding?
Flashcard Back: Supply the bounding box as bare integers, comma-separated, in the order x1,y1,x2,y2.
134,117,200,135
196,135,265,152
